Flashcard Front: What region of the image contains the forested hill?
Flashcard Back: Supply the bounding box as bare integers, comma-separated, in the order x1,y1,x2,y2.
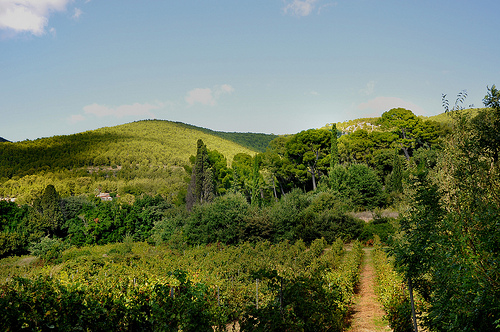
0,137,9,142
173,122,277,152
0,119,259,181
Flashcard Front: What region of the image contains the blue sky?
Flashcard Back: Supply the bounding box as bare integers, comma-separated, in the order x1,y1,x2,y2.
1,0,498,142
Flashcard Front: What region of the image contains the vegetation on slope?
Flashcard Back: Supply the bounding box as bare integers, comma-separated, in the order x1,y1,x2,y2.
173,121,278,152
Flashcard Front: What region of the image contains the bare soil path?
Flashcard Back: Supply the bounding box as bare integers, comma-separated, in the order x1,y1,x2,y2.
347,247,392,332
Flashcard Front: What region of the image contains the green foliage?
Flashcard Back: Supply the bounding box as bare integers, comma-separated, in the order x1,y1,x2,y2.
28,236,67,262
0,272,214,331
0,239,362,332
379,108,420,160
185,193,250,245
310,211,364,243
360,217,396,244
173,121,278,152
392,86,500,331
0,120,257,202
330,124,339,169
372,237,414,332
329,164,383,210
286,128,332,191
387,150,404,193
33,184,64,236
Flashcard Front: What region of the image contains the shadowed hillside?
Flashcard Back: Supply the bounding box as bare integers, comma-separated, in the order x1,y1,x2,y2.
0,120,265,203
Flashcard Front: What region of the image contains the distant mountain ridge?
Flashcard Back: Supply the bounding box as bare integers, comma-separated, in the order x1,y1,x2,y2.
0,137,9,142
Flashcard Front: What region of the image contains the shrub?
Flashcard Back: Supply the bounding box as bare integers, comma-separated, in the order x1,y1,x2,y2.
28,236,68,262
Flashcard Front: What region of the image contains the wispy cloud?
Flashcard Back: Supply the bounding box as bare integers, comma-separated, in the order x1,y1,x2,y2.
83,102,161,118
185,84,234,106
69,114,85,124
359,81,376,96
72,8,83,20
0,0,70,36
283,0,319,17
357,96,427,115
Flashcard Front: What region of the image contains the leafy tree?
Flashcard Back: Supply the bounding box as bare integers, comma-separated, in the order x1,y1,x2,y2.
261,136,294,198
393,86,500,331
330,164,383,210
185,193,249,245
231,152,253,198
286,129,331,191
379,108,420,160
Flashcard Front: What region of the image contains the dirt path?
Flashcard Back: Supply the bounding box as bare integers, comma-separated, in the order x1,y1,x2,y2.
347,247,391,332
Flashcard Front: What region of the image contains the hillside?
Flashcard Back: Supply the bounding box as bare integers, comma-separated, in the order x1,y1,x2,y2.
322,108,488,135
426,108,484,124
0,120,266,203
0,137,9,142
173,122,277,152
0,120,265,177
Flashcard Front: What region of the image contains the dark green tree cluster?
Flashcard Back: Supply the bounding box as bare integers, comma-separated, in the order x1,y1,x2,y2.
154,189,370,247
0,186,174,258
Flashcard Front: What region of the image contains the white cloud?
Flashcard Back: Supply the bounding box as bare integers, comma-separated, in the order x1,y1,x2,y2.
0,0,70,35
283,0,319,17
357,96,427,115
185,84,234,106
72,7,82,20
83,102,161,118
68,114,85,124
185,88,215,106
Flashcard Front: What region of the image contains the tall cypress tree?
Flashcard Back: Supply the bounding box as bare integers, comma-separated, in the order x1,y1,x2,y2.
34,184,64,236
194,139,209,201
251,155,262,206
330,124,339,171
187,139,215,208
390,150,403,193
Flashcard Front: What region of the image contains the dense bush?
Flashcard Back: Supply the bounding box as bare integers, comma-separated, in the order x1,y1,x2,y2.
329,164,383,210
360,217,396,244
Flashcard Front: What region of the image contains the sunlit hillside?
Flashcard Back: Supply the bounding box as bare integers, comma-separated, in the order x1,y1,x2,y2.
0,120,271,203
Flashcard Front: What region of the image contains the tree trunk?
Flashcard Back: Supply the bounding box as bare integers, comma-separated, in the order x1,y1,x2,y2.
400,144,410,161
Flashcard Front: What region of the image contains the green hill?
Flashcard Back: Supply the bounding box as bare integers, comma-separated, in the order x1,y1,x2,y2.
173,122,277,152
0,120,268,203
426,108,484,125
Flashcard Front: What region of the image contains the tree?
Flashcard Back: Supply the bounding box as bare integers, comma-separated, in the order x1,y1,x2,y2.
33,185,64,236
286,129,331,191
186,139,215,210
330,164,383,210
330,124,339,170
194,139,210,202
261,136,294,198
251,154,263,206
379,108,420,160
393,86,500,331
389,150,403,193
